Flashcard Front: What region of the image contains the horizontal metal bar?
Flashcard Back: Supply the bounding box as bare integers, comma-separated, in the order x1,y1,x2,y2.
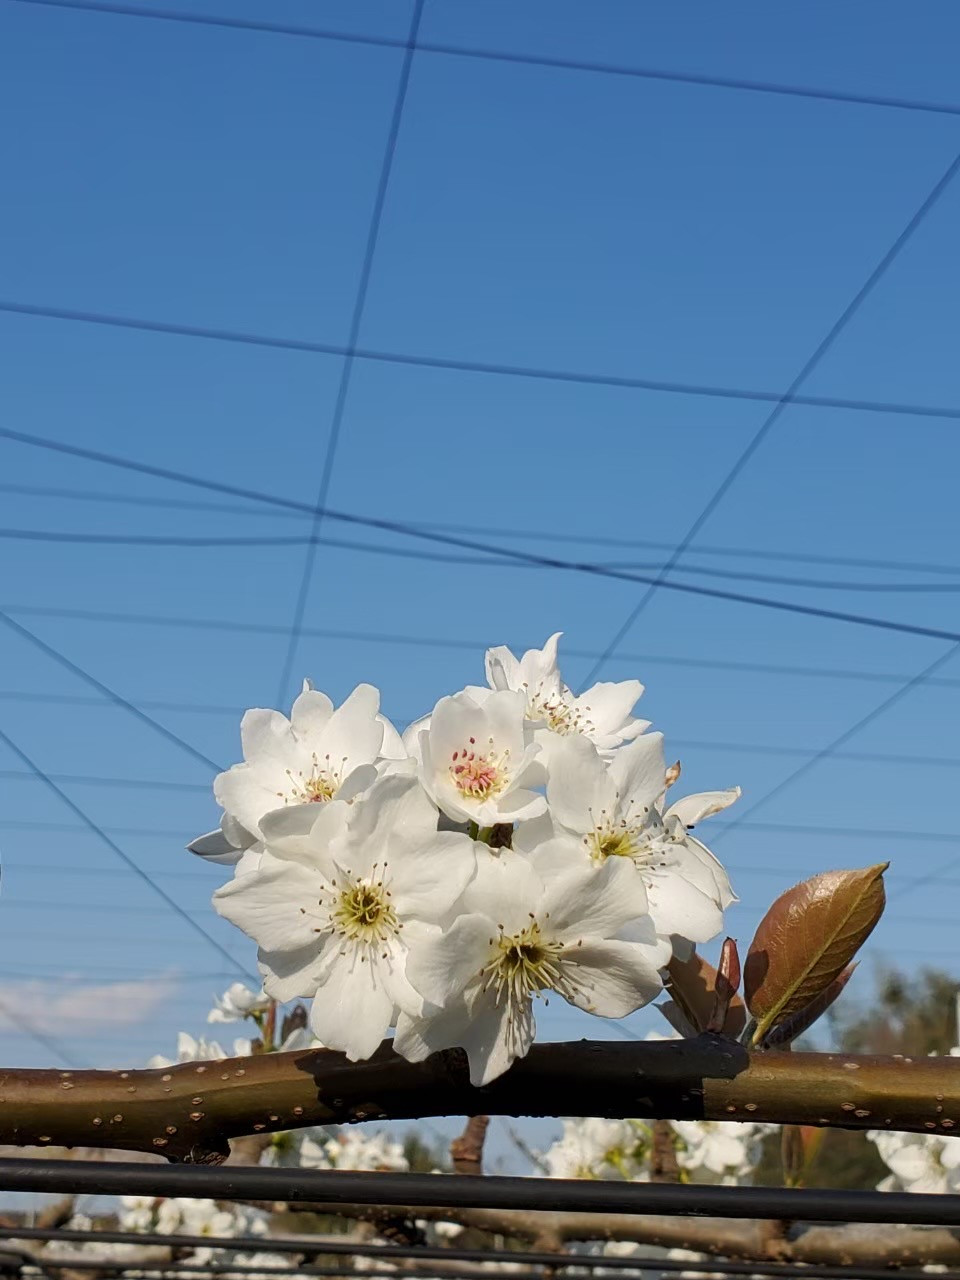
0,1159,959,1226
3,1227,958,1280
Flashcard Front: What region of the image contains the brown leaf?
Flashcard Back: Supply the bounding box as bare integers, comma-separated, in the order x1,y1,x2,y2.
666,948,747,1038
761,962,858,1048
744,864,887,1046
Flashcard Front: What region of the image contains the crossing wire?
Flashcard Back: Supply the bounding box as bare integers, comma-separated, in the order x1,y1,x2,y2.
8,524,960,593
710,640,960,846
8,479,960,579
7,298,960,423
0,722,256,981
4,425,960,647
274,0,425,705
5,604,960,693
9,0,960,121
0,608,222,773
578,144,960,688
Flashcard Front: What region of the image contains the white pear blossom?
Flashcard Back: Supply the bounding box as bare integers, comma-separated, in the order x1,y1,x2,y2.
213,774,478,1060
543,1117,651,1180
193,681,395,858
208,982,271,1024
671,1119,770,1180
869,1129,960,1194
522,732,737,944
147,1031,252,1069
483,632,650,763
411,688,545,826
394,849,667,1085
299,1127,409,1172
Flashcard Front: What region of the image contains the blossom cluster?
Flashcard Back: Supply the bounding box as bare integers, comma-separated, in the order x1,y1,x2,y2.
191,635,739,1085
867,1045,960,1194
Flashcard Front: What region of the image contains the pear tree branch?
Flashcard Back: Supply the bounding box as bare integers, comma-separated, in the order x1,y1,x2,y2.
0,1037,955,1164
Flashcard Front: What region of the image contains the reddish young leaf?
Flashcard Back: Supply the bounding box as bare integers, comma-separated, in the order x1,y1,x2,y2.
666,948,747,1038
706,937,741,1034
744,864,887,1046
781,1124,825,1188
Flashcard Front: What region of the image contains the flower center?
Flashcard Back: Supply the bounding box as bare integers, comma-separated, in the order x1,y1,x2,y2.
481,920,573,1004
281,753,346,804
450,738,510,800
589,825,638,860
586,802,675,865
330,875,398,944
527,684,592,736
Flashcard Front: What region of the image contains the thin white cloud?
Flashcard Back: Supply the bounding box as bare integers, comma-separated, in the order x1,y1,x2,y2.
0,975,177,1032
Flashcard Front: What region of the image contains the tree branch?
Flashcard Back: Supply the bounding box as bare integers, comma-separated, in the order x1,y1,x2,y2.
450,1118,489,1176
0,1037,955,1163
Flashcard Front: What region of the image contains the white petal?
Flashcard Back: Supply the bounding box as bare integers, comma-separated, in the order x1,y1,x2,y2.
259,801,348,875
574,679,645,737
187,828,244,866
309,952,396,1060
644,871,725,944
259,942,325,1002
319,683,384,766
214,764,287,839
289,686,334,738
213,858,324,953
545,735,615,834
481,688,532,755
608,732,666,810
666,787,741,828
543,857,648,941
395,994,534,1086
404,913,492,1007
400,716,430,763
463,851,542,933
377,713,406,760
512,811,556,853
559,939,664,1017
485,643,522,692
460,993,534,1085
389,831,477,919
674,831,738,911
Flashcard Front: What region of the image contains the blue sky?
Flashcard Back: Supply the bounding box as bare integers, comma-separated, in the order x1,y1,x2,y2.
1,0,960,1165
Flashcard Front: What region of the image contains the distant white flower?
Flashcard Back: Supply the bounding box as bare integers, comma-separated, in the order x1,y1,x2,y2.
213,774,477,1060
483,632,649,763
300,1128,409,1172
544,1117,650,1180
525,733,737,944
671,1119,769,1179
394,850,666,1085
147,1031,252,1069
411,689,545,826
207,982,271,1024
205,681,393,850
870,1129,960,1194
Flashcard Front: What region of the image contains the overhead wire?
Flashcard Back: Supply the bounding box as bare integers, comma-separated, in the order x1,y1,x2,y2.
8,525,960,593
578,144,960,687
0,609,222,773
710,641,960,845
4,608,960,692
3,425,960,646
0,725,254,980
6,298,960,423
0,996,84,1068
9,0,960,121
7,480,960,581
274,0,425,705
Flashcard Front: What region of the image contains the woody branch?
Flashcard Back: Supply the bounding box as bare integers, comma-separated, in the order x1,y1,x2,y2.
0,1037,956,1164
